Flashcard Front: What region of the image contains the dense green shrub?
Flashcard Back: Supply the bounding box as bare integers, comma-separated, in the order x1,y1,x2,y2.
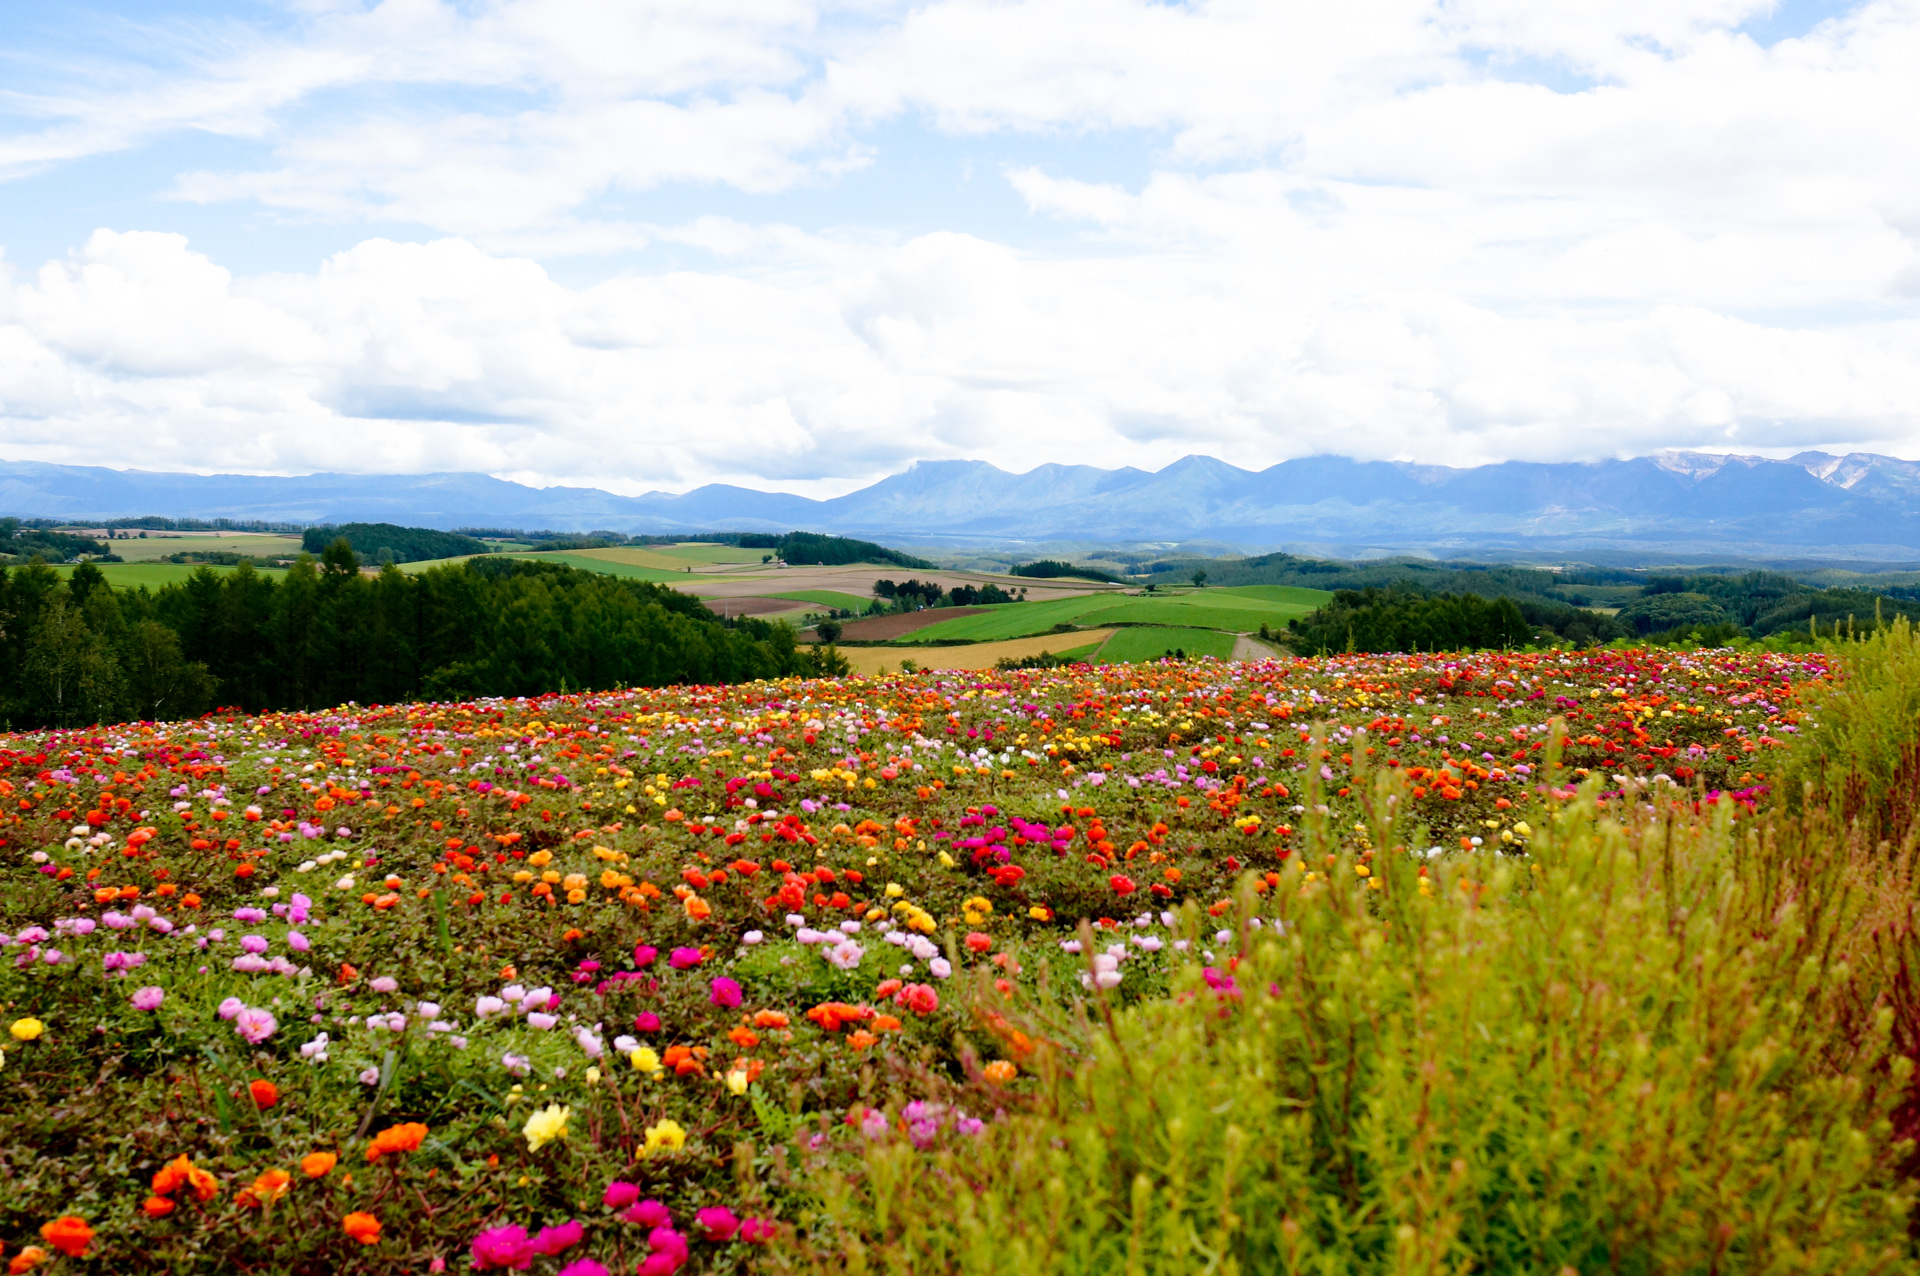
791,774,1920,1273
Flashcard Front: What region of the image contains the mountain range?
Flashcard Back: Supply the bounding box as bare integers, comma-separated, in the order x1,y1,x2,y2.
10,451,1920,560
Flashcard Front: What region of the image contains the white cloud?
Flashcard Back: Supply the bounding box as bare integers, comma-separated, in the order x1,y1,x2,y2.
0,0,1918,488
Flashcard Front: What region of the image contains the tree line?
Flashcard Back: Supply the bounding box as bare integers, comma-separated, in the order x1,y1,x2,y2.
0,546,847,729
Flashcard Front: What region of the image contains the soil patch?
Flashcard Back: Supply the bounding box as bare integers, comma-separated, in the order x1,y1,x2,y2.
802,607,990,642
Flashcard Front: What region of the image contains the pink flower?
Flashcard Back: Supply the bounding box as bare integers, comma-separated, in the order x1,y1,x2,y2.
740,1217,778,1245
897,983,939,1016
234,1006,277,1045
556,1261,608,1276
695,1207,739,1242
634,1012,661,1033
470,1224,535,1270
633,945,658,967
708,977,742,1009
533,1220,583,1255
624,1200,671,1229
668,947,702,970
638,1227,687,1275
217,996,245,1020
602,1181,640,1210
131,986,165,1011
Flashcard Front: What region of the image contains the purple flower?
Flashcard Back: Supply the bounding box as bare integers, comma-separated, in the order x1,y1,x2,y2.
708,976,742,1009
470,1224,535,1270
624,1199,672,1229
234,1006,277,1044
533,1220,584,1256
287,930,310,952
668,947,702,970
602,1181,640,1210
695,1207,740,1242
131,985,165,1011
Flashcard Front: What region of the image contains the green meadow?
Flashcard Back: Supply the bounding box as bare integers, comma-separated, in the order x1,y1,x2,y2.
899,584,1329,644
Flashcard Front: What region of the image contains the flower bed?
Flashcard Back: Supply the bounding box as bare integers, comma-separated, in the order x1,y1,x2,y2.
0,648,1822,1272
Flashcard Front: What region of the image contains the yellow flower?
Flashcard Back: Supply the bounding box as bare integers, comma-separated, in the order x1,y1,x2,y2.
11,1018,45,1042
584,1066,602,1087
521,1103,571,1152
725,1067,749,1096
631,1047,662,1077
642,1119,687,1156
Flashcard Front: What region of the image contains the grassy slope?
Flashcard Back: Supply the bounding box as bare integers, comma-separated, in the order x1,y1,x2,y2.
51,561,288,587
902,587,1331,643
773,590,874,610
1096,625,1238,661
109,535,306,562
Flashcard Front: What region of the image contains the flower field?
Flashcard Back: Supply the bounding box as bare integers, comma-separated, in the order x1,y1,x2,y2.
0,647,1829,1273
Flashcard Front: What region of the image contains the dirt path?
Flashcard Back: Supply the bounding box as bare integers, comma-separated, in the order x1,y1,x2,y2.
1231,634,1286,662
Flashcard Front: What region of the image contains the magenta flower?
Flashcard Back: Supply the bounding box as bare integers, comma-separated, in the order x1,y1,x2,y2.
708,977,742,1009
633,945,658,967
634,1011,661,1033
695,1207,740,1242
740,1217,777,1245
668,947,702,970
638,1226,688,1274
624,1199,672,1229
533,1220,583,1256
131,986,165,1011
470,1224,535,1270
234,1006,277,1045
556,1261,609,1276
602,1181,640,1210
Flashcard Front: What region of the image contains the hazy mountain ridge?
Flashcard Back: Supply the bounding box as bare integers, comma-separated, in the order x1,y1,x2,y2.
8,450,1920,557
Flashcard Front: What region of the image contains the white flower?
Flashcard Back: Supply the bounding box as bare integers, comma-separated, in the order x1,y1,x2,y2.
929,957,953,979
825,939,865,970
500,984,528,1004
475,996,506,1018
300,1032,331,1062
334,876,356,891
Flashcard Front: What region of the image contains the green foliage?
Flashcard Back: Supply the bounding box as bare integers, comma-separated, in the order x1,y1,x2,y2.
1286,588,1542,653
1780,612,1920,839
0,555,844,728
0,517,109,563
776,533,935,570
796,782,1920,1274
1011,560,1124,584
300,522,490,563
1615,590,1732,636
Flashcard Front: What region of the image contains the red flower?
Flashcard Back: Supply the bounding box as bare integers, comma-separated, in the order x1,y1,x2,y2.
1109,874,1136,895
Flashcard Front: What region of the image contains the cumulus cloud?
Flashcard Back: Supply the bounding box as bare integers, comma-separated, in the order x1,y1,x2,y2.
0,0,1917,489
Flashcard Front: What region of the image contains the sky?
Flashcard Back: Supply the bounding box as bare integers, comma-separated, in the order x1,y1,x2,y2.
0,0,1916,497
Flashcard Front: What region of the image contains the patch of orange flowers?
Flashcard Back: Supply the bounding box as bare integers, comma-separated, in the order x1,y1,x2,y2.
365,1122,429,1162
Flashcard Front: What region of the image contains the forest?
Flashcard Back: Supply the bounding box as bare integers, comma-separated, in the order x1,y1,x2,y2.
0,544,845,729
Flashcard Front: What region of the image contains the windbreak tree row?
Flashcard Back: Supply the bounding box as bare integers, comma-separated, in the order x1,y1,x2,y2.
0,549,841,728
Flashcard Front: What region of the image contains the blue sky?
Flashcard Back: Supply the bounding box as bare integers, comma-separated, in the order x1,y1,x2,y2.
0,0,1913,495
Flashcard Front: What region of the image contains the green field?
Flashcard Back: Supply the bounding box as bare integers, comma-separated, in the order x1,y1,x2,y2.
1096,626,1238,661
773,590,873,611
107,534,305,562
900,586,1330,644
499,552,704,582
647,542,773,565
52,561,289,588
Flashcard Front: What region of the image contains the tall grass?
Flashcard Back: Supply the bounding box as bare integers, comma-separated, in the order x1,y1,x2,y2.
775,638,1920,1274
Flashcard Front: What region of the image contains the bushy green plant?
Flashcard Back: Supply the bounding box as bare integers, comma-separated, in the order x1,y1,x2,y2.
787,780,1920,1274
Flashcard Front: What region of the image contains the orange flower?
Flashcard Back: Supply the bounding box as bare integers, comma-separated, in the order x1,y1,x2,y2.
7,1245,49,1274
805,1002,872,1033
238,1170,291,1208
871,1014,903,1032
727,1025,760,1049
141,1195,176,1218
751,1010,790,1030
301,1151,338,1179
152,1154,220,1203
38,1217,92,1258
982,1060,1018,1085
846,1029,878,1051
662,1044,706,1077
365,1122,429,1162
249,1079,279,1109
342,1212,382,1245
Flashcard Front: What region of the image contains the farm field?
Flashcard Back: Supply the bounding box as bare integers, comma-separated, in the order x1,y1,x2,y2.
835,629,1118,674
1092,625,1237,662
0,642,1859,1273
768,590,871,612
107,534,306,563
900,585,1330,645
51,561,289,588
